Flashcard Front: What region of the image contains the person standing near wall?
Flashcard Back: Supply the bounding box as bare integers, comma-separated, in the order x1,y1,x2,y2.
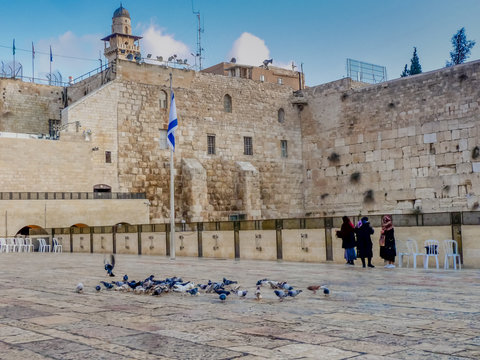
336,216,357,265
355,216,375,268
380,215,396,268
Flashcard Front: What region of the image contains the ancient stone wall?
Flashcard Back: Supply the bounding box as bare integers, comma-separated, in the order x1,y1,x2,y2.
73,60,305,222
301,60,480,216
0,79,63,134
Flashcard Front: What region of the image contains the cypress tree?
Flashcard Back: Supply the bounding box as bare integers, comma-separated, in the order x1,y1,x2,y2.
400,64,409,77
447,27,476,67
409,47,422,75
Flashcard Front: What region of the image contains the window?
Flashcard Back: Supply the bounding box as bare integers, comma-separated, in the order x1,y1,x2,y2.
224,94,232,113
207,134,216,155
158,129,168,149
159,90,167,109
48,119,61,139
260,75,265,82
277,78,283,85
278,108,285,123
281,140,288,158
105,151,112,163
244,136,253,155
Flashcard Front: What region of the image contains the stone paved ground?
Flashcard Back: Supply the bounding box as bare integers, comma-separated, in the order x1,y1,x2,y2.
0,253,478,359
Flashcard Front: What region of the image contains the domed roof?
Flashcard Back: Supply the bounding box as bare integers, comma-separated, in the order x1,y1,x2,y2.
113,5,130,19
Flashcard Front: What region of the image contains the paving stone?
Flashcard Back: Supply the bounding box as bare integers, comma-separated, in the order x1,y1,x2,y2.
0,254,478,359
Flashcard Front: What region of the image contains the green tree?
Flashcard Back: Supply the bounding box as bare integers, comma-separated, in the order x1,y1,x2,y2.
409,47,422,75
447,27,475,67
400,64,409,77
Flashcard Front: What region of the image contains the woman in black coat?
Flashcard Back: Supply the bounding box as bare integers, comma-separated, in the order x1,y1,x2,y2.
336,216,356,265
354,217,375,268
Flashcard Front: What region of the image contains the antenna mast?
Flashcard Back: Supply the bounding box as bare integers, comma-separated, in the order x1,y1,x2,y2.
192,1,204,70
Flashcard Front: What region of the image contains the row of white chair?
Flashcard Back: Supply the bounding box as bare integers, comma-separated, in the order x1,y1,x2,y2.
398,238,461,270
0,238,34,252
0,237,63,253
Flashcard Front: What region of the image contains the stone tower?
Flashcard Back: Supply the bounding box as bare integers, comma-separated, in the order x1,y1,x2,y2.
101,5,142,63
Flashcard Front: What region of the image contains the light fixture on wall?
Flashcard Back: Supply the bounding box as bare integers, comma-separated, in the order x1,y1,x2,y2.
83,129,92,141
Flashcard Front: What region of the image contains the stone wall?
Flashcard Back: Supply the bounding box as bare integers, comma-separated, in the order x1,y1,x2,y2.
301,60,480,216
0,79,63,134
63,60,304,222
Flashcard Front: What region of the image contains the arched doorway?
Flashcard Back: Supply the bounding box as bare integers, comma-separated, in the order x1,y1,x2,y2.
16,225,48,236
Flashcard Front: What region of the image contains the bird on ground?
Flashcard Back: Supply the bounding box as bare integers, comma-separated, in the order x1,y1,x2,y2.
279,282,293,291
75,283,84,293
223,277,238,286
104,254,115,277
323,287,330,296
123,275,128,281
198,284,209,290
215,289,231,296
187,288,199,296
274,290,288,301
100,281,114,289
307,285,321,294
287,289,303,297
256,278,268,286
219,293,227,302
173,282,195,292
255,286,262,300
152,288,163,296
235,290,248,297
95,285,101,292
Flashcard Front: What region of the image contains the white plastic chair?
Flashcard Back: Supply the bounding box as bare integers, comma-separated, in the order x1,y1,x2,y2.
52,238,63,253
404,238,424,268
424,239,439,269
443,239,461,270
6,238,17,252
0,238,7,253
15,238,26,252
24,238,34,252
39,238,51,253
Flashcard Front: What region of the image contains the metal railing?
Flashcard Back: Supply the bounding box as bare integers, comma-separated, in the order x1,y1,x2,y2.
0,192,146,200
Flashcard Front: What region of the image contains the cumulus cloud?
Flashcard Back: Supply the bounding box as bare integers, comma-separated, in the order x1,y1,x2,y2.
141,24,192,63
36,31,103,81
227,32,270,66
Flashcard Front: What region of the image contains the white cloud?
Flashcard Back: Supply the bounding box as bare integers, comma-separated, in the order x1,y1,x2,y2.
227,32,270,66
36,31,103,82
141,24,191,63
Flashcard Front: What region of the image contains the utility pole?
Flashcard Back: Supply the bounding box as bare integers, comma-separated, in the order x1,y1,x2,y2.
192,1,204,70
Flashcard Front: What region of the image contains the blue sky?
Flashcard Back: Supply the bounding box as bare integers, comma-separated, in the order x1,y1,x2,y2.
1,0,480,86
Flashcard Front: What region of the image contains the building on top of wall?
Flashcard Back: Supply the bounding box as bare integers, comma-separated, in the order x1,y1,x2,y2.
101,5,142,63
202,61,305,90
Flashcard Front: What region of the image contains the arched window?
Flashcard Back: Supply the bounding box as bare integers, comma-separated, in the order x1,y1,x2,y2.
224,94,232,113
125,26,128,33
278,108,285,123
159,90,168,109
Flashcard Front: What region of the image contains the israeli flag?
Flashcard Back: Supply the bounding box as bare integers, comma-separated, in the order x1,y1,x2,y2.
167,91,178,151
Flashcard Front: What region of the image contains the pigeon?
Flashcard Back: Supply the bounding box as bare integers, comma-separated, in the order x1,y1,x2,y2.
256,278,268,286
104,254,115,277
235,290,248,297
75,283,84,293
223,277,238,286
152,288,163,296
215,289,231,296
100,281,114,289
255,286,262,300
219,293,227,302
279,282,293,291
198,284,209,290
307,285,321,294
287,289,303,297
274,290,288,301
187,288,199,296
173,282,195,292
95,285,101,292
323,287,330,296
123,275,128,281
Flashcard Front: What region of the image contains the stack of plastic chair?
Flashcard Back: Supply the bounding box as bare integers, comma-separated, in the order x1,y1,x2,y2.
52,238,63,253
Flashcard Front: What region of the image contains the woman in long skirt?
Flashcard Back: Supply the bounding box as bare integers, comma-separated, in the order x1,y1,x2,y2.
380,215,396,268
336,216,357,265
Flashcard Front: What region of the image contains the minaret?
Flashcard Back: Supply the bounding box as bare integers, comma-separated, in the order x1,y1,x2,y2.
101,5,142,63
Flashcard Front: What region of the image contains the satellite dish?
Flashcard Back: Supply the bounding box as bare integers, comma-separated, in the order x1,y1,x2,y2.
147,54,152,58
126,53,134,60
183,59,188,64
168,56,174,62
230,57,236,63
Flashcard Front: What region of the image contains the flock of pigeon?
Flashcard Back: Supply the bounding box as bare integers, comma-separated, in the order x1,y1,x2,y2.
74,255,330,302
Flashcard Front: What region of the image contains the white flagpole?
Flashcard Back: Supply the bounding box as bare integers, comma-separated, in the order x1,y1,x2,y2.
169,73,175,260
